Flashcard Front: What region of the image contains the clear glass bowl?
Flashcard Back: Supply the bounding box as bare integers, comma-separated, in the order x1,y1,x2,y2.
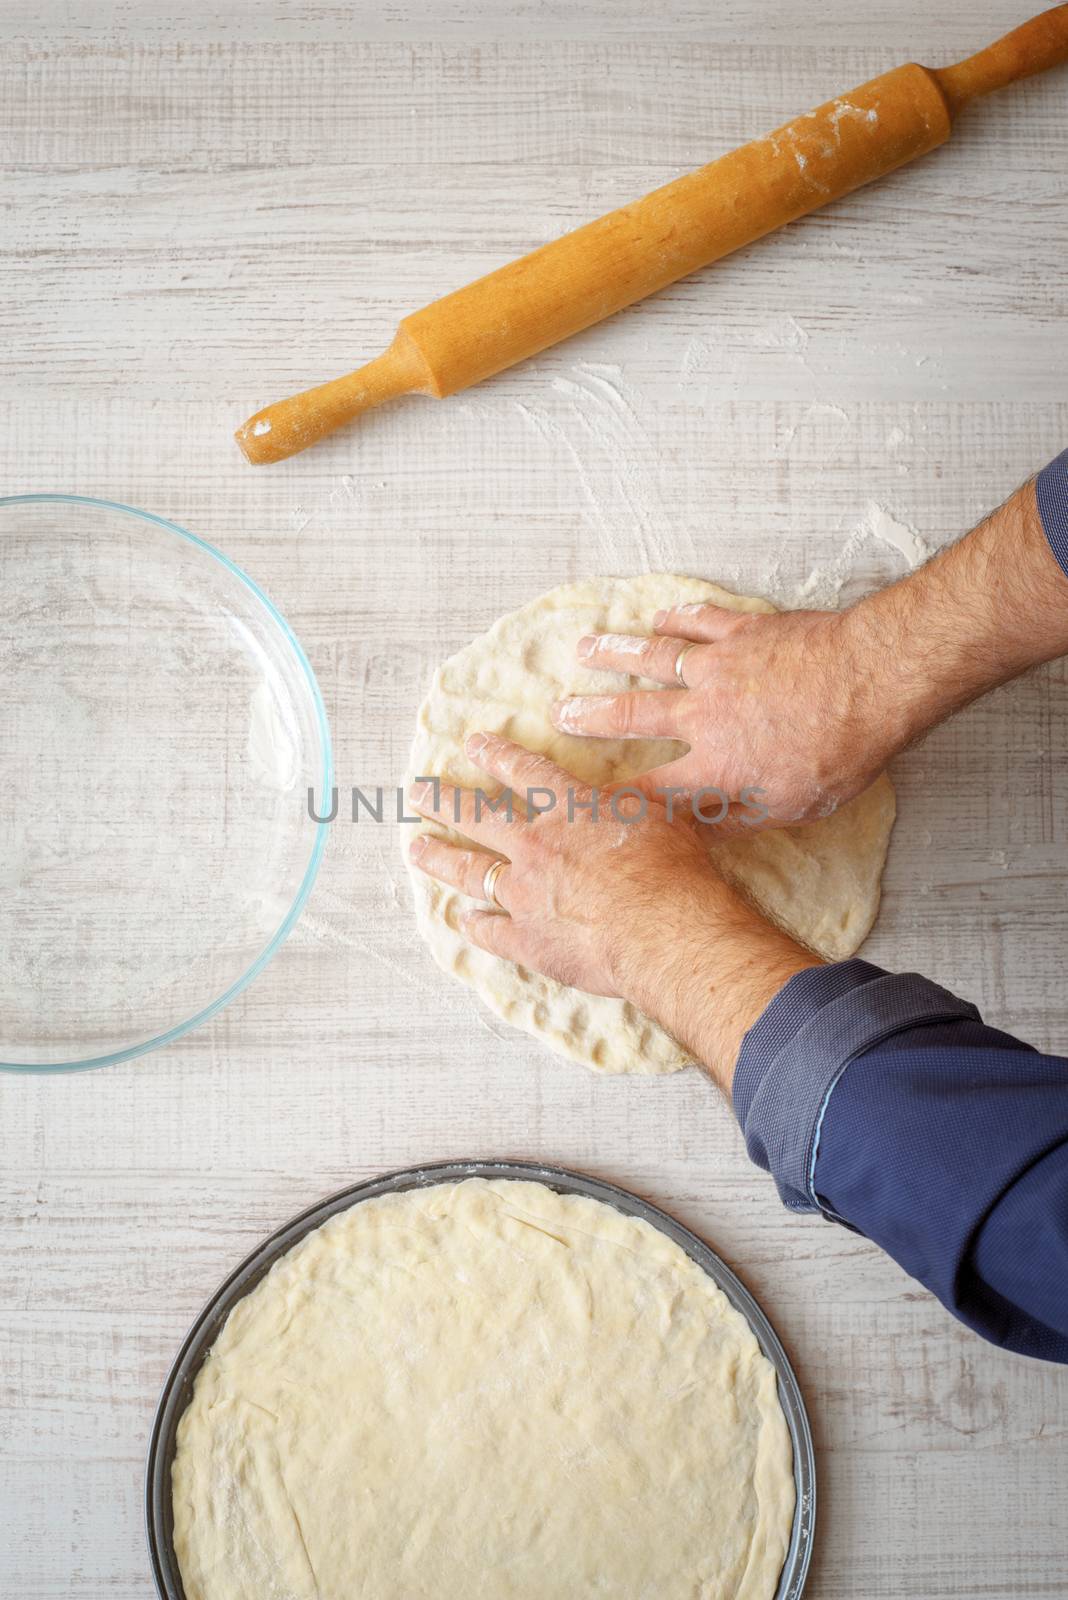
0,495,332,1072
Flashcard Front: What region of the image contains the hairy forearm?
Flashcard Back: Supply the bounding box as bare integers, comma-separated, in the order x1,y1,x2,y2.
618,878,821,1094
842,479,1068,754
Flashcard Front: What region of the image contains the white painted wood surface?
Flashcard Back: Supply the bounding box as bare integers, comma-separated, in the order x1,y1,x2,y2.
2,3,1067,1595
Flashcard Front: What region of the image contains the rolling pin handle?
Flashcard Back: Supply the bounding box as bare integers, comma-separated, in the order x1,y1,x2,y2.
235,331,431,466
933,2,1068,114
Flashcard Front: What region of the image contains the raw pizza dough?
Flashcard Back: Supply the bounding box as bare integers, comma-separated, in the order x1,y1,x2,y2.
406,574,895,1074
172,1178,795,1600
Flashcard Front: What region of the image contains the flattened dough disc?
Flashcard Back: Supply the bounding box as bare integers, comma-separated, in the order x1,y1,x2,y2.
405,575,895,1075
172,1178,795,1600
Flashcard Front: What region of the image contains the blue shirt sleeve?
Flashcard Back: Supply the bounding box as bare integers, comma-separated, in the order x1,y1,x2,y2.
733,960,1068,1364
1036,447,1068,580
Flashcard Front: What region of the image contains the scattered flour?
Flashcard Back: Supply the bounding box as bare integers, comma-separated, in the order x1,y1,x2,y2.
514,360,692,574
511,358,931,615
789,501,931,609
750,314,809,353
828,99,879,135
854,500,932,568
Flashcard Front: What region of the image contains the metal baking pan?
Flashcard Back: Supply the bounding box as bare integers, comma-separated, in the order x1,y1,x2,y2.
146,1159,816,1600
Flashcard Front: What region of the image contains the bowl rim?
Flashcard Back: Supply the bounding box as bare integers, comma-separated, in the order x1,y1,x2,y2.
0,491,333,1073
145,1159,816,1600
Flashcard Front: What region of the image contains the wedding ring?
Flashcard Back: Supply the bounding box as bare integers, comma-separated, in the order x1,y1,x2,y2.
674,642,698,687
482,857,508,908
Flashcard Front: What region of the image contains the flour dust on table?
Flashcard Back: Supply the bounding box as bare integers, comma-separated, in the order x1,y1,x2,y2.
172,1178,795,1600
405,574,895,1075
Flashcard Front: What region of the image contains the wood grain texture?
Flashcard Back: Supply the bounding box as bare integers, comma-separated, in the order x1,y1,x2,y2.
2,3,1067,1597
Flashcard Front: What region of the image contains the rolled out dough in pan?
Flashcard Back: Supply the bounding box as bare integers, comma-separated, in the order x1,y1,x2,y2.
406,575,895,1075
172,1178,795,1600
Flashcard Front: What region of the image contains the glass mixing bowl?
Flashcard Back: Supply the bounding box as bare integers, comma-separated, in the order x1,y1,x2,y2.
0,495,332,1071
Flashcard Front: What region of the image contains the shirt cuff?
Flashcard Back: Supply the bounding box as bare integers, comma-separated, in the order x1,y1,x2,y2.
732,960,980,1215
1036,447,1068,581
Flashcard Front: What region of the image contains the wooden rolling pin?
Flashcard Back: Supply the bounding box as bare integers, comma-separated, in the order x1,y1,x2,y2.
237,5,1068,465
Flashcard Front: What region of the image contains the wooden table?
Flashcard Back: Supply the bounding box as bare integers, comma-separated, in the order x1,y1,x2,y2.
2,3,1067,1595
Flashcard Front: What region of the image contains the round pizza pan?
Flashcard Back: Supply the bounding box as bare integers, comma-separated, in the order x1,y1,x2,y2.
146,1159,816,1600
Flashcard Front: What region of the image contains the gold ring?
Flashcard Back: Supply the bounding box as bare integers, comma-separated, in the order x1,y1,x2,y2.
482,857,508,908
674,642,698,687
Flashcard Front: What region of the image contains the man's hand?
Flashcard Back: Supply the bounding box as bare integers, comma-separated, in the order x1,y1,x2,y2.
409,733,819,1090
553,605,891,828
410,732,716,1000
551,479,1068,830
